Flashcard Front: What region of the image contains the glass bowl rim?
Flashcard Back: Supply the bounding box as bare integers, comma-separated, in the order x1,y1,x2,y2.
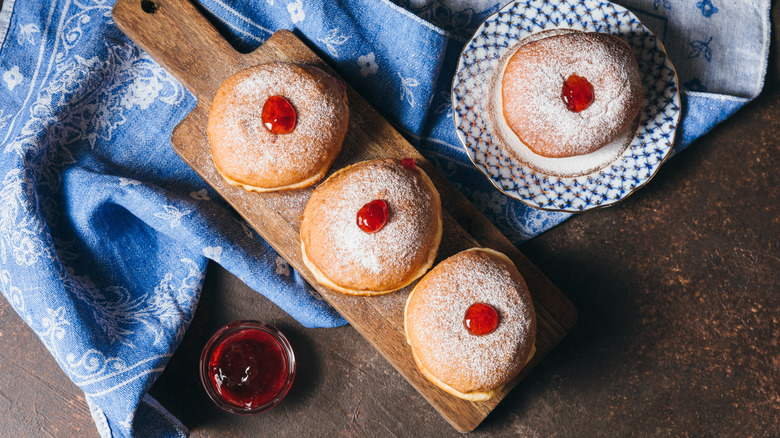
199,319,296,414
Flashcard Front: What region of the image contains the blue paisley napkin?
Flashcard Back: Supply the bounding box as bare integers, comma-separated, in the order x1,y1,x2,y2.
0,0,770,436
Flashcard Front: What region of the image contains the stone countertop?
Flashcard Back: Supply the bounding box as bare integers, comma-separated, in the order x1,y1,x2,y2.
0,3,777,436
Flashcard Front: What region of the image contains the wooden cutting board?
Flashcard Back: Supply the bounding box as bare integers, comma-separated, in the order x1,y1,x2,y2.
112,0,577,432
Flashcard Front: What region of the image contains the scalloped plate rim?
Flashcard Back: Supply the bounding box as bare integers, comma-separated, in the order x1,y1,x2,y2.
451,0,681,213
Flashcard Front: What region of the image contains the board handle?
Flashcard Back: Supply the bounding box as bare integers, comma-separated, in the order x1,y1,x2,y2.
112,0,243,99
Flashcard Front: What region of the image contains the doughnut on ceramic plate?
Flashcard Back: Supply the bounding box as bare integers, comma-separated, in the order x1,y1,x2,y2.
501,32,644,158
452,0,680,212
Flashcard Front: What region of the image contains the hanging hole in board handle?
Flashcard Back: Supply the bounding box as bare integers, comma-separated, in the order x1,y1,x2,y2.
141,0,158,13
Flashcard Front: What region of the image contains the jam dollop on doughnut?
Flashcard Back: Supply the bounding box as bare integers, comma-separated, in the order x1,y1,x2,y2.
501,32,643,158
464,303,500,336
357,199,389,233
561,74,594,113
262,95,297,134
400,158,417,169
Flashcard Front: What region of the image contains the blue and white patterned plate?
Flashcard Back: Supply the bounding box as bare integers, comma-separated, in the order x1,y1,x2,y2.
452,0,680,212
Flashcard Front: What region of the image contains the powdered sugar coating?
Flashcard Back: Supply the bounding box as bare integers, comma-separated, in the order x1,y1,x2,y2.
405,248,535,393
208,63,348,190
301,159,442,293
501,32,643,158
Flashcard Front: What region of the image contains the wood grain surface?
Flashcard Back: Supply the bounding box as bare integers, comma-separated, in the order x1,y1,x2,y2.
112,0,576,432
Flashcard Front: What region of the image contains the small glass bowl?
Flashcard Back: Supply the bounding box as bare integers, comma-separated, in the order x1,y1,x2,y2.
199,320,296,414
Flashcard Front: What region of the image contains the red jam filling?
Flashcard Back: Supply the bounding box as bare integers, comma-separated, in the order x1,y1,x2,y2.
561,74,594,113
400,158,416,169
464,303,499,336
262,95,297,134
357,199,389,233
207,328,288,409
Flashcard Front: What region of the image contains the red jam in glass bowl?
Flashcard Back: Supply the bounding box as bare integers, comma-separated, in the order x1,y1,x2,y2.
200,320,296,414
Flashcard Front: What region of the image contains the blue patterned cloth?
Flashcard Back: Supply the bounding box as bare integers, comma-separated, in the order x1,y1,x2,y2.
0,0,770,436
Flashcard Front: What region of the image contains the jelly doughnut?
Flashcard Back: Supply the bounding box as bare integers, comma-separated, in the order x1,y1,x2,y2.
300,158,442,296
404,248,536,401
208,62,349,191
501,32,643,158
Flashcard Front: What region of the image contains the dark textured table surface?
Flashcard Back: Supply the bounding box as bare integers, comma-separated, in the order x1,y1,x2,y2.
1,3,778,437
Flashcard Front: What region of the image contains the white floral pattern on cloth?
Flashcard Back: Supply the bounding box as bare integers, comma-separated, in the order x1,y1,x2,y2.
0,110,11,131
3,65,22,90
275,256,291,276
203,246,223,263
317,27,351,58
118,177,142,186
17,23,40,45
398,73,420,107
153,204,193,228
0,270,27,321
65,258,204,347
0,168,49,266
287,0,305,23
357,52,378,77
189,189,210,200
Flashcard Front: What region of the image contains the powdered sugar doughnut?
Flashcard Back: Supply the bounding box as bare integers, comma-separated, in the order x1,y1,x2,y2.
208,63,349,192
301,159,442,296
404,248,536,401
501,32,643,158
